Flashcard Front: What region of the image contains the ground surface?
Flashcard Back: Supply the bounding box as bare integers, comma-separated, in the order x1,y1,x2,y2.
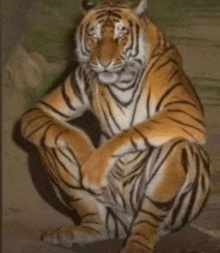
2,0,220,252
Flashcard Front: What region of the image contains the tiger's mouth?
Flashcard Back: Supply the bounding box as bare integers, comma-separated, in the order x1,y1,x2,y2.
98,71,120,84
97,66,138,85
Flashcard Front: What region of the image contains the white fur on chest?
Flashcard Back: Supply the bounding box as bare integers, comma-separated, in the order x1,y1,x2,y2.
91,78,148,136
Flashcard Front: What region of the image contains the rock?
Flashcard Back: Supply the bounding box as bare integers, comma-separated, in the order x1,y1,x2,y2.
4,45,47,90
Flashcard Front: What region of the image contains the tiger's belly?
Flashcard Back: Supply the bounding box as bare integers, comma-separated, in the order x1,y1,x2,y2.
96,150,149,214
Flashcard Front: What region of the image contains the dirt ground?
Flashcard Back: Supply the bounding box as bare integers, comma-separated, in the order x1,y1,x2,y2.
2,0,220,252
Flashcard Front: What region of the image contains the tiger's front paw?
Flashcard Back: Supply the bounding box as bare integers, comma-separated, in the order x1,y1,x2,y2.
81,150,111,194
81,144,119,194
41,225,104,249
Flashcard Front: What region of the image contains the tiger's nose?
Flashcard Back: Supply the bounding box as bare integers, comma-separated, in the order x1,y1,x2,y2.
99,59,111,68
98,40,117,68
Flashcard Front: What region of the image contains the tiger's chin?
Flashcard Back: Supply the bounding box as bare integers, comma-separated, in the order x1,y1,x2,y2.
98,72,119,84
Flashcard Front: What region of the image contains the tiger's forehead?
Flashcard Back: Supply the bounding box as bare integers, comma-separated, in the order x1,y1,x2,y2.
81,2,137,28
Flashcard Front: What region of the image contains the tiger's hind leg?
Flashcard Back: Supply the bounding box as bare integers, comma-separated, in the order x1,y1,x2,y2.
38,146,108,249
120,138,210,253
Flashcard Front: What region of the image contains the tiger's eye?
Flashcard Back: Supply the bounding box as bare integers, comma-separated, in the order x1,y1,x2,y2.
119,26,128,37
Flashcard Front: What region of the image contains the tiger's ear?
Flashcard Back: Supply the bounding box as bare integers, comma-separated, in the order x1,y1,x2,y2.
81,0,96,13
130,0,148,16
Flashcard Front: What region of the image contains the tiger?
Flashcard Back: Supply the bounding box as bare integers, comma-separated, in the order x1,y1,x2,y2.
20,0,211,252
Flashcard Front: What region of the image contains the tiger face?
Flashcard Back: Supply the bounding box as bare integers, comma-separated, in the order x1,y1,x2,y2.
76,1,149,84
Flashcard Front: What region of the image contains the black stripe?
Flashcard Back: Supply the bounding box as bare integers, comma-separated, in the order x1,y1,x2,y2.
181,153,200,226
181,127,198,142
167,109,205,127
69,197,81,203
96,3,126,10
81,220,102,225
132,24,140,57
125,20,134,55
101,131,111,139
71,70,84,103
81,225,100,235
145,195,175,212
40,123,56,146
130,136,138,151
57,147,74,164
40,101,70,119
146,87,151,119
51,149,77,180
153,146,163,167
164,99,198,109
81,212,99,219
108,182,118,203
167,116,204,134
96,13,108,20
146,140,185,190
115,218,119,239
130,239,153,252
130,180,138,211
44,148,81,189
123,174,138,187
115,99,125,114
115,163,123,173
153,59,174,73
66,147,82,184
107,69,141,106
117,189,127,211
26,120,52,139
107,85,132,107
79,25,88,57
112,170,122,179
181,148,189,174
41,149,62,186
111,79,137,91
105,99,121,130
155,82,183,112
54,130,69,146
135,220,159,229
24,115,49,135
108,208,129,236
102,106,115,135
133,127,150,147
140,209,166,222
199,147,210,164
147,44,177,75
189,145,195,156
61,83,76,111
201,174,206,192
124,156,146,178
121,151,144,165
41,147,57,178
170,187,191,226
197,148,211,178
130,83,143,126
191,188,210,221
167,69,179,82
133,232,151,244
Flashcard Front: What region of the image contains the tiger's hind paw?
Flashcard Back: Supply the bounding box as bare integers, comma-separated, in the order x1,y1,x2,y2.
41,225,107,249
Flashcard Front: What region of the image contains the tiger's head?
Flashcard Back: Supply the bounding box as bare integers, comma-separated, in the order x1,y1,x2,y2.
76,0,151,84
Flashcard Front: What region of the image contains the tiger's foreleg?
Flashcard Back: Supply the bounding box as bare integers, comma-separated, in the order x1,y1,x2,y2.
120,139,193,253
35,144,108,248
20,108,109,247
